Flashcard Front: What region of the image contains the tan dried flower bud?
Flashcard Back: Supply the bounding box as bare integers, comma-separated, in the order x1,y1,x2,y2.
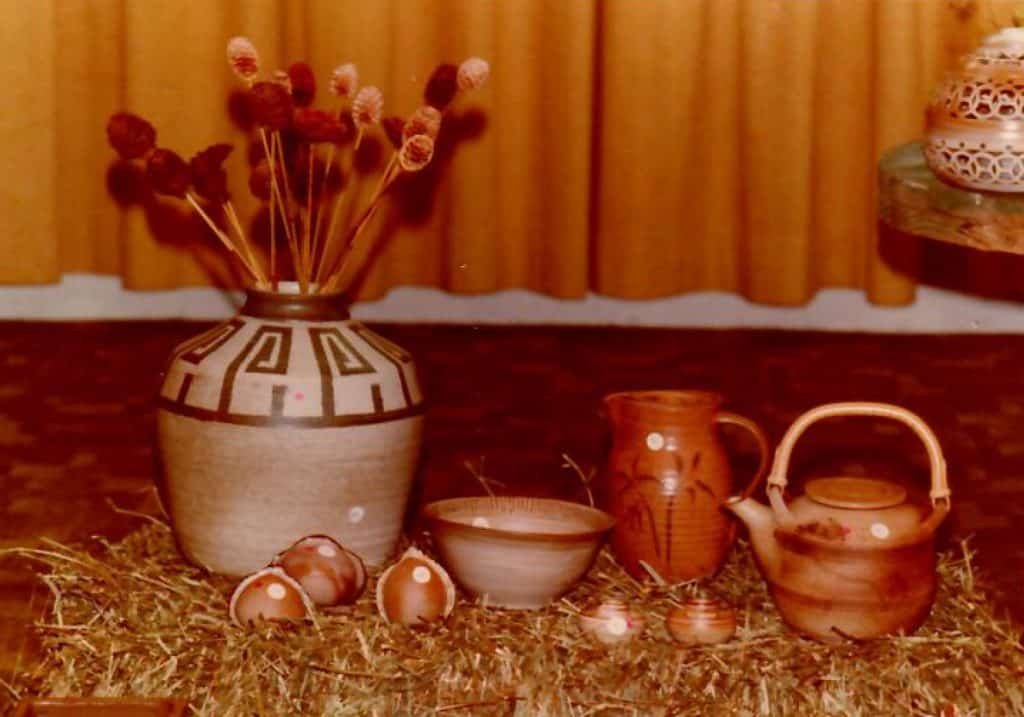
457,57,489,91
352,86,383,127
227,37,260,82
330,63,359,98
402,105,442,142
398,134,434,173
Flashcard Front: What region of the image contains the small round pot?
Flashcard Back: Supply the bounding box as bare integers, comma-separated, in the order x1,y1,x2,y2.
156,284,424,576
666,598,737,645
422,496,615,609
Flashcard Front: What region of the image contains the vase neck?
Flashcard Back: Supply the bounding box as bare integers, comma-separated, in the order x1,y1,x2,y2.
240,289,350,321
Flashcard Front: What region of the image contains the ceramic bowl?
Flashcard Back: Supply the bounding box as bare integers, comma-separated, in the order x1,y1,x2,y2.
421,496,615,609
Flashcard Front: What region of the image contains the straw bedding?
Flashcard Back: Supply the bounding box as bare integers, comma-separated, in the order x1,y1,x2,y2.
5,520,1024,716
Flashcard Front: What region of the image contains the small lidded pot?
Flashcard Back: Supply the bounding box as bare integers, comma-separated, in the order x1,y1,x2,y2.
666,597,737,645
925,27,1024,192
579,600,645,646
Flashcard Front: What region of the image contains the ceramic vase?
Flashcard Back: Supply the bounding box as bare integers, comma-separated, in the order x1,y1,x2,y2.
925,28,1024,192
602,390,769,582
156,284,424,576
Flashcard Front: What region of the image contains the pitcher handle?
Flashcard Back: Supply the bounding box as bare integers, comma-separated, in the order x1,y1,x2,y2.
716,411,771,499
765,402,951,525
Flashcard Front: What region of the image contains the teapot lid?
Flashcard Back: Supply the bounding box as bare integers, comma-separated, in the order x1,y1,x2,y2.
805,477,907,510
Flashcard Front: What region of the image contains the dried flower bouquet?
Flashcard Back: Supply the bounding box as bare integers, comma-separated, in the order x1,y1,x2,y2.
106,37,489,295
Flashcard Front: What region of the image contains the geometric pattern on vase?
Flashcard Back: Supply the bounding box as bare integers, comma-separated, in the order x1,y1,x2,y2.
159,316,423,428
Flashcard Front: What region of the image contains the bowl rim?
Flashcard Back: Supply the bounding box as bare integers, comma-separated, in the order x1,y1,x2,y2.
421,496,615,543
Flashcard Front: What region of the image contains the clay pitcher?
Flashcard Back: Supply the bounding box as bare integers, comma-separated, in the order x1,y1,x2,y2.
602,390,769,582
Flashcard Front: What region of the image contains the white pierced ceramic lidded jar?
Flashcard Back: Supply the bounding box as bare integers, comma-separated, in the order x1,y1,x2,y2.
925,27,1024,192
156,283,424,576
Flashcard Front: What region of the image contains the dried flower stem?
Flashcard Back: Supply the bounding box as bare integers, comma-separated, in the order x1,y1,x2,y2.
304,152,315,281
267,136,277,283
314,173,352,285
271,131,309,292
320,153,400,292
224,201,269,287
185,193,262,282
309,143,339,273
258,128,294,286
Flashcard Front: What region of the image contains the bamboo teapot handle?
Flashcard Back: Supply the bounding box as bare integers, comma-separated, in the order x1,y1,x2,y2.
765,402,950,526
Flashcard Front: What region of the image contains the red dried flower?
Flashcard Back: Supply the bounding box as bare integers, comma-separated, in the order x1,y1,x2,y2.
288,62,316,107
424,63,458,109
106,112,157,160
337,109,356,139
249,82,293,130
330,63,358,98
352,86,383,127
190,143,233,203
457,57,489,91
227,37,260,83
398,135,434,172
293,107,348,143
402,105,442,142
249,160,273,200
381,116,405,149
146,148,191,198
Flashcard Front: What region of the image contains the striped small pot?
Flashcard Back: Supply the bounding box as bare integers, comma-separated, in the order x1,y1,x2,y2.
156,285,424,576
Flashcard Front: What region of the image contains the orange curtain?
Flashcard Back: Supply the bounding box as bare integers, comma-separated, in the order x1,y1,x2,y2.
0,0,1016,304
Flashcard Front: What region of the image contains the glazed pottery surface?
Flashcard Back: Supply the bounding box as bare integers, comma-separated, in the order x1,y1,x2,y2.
156,285,423,576
422,496,615,609
925,28,1024,192
725,402,951,642
601,391,769,582
666,597,737,645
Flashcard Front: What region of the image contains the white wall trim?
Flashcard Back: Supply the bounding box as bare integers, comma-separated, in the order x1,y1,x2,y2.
0,273,1022,332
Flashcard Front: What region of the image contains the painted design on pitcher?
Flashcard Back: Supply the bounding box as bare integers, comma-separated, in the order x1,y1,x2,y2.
611,450,713,571
158,317,423,428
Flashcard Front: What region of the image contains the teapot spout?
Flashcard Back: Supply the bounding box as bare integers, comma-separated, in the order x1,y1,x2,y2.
724,496,782,580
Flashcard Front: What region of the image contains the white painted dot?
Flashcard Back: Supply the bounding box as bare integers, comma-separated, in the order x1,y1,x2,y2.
471,516,490,528
870,522,891,539
606,615,628,636
412,566,432,584
646,432,665,451
662,476,679,494
317,544,337,558
348,506,366,524
266,583,288,600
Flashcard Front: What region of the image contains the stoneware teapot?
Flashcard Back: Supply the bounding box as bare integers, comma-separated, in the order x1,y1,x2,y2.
725,402,951,642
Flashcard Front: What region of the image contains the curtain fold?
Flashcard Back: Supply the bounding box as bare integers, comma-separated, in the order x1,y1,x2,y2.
0,0,1016,304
